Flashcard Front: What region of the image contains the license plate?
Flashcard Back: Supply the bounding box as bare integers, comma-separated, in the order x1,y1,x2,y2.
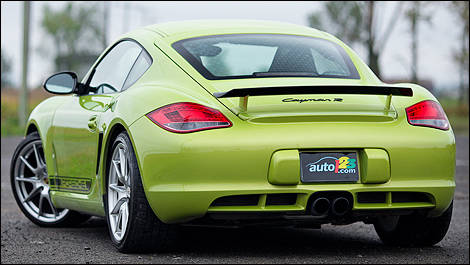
300,152,359,183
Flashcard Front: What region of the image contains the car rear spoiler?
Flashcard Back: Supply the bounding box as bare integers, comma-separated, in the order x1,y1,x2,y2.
213,85,413,112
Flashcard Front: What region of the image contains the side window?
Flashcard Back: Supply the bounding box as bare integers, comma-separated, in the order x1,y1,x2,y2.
89,41,142,94
122,50,152,91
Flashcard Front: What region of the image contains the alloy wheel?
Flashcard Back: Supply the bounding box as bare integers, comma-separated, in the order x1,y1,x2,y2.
108,142,131,242
13,140,68,222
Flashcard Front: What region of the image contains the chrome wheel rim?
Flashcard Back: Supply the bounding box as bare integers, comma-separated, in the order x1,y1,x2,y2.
108,142,131,242
14,140,68,222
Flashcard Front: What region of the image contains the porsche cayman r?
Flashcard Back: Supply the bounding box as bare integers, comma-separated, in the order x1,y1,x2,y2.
11,20,455,253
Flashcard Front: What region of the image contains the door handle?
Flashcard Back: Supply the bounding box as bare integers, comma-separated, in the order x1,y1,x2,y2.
104,98,117,111
88,116,98,131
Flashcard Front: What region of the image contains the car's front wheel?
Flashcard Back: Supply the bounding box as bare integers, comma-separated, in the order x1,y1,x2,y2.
374,202,453,246
104,131,177,253
10,132,90,227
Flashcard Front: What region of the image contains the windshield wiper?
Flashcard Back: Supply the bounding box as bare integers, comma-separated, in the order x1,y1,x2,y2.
252,72,319,77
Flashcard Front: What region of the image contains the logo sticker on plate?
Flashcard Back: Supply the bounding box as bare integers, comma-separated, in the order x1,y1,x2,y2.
300,152,359,183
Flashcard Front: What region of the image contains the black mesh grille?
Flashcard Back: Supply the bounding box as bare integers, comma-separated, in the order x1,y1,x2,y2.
357,192,387,203
211,195,259,207
392,192,431,203
266,194,297,206
356,192,432,204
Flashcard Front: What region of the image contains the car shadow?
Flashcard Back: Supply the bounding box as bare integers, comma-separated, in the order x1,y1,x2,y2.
172,226,436,256
75,217,440,257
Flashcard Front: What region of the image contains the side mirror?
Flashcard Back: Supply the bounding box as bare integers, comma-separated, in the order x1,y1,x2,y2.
43,72,77,94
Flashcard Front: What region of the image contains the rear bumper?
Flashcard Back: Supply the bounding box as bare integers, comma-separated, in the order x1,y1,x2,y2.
129,115,456,224
144,180,454,223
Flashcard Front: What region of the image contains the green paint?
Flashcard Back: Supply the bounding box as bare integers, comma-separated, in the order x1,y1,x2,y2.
25,20,455,221
268,150,300,185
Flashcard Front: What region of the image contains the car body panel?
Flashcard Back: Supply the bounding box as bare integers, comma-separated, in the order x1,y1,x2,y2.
128,109,454,223
24,20,455,222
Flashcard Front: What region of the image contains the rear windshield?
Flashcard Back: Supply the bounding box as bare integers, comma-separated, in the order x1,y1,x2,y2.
172,34,360,80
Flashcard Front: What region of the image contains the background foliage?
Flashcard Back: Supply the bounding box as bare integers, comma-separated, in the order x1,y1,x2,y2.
1,1,468,136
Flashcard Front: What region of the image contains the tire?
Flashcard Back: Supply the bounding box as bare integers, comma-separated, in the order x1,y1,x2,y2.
104,131,177,253
374,202,453,247
10,132,91,227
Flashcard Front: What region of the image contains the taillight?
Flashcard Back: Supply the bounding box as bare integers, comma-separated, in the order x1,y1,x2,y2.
146,102,232,133
405,100,449,130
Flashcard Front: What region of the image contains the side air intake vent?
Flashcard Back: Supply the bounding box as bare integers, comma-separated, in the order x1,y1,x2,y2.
356,192,432,204
211,195,259,207
392,192,431,203
357,192,387,203
265,194,297,206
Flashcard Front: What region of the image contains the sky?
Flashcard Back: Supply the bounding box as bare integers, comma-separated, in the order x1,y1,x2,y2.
0,1,465,96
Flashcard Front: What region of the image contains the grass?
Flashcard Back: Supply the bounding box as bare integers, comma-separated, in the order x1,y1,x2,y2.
1,88,469,136
439,97,469,136
1,88,51,137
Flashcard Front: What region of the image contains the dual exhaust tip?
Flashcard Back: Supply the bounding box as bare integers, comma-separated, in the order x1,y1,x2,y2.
310,196,350,217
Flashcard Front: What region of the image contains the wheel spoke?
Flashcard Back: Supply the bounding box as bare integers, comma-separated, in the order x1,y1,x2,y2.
112,160,123,183
19,156,37,174
32,144,44,169
15,176,39,183
46,195,58,216
116,210,122,233
118,148,127,185
23,186,42,203
37,195,44,217
121,201,128,235
123,173,129,187
110,197,129,215
109,184,126,194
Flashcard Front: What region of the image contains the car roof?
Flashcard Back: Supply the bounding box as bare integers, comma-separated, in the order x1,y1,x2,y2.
143,19,330,41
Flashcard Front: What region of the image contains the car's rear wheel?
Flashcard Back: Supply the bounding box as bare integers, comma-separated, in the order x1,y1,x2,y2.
10,132,90,227
104,131,177,253
374,202,453,246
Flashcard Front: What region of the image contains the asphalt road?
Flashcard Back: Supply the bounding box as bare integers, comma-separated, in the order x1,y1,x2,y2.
1,136,469,264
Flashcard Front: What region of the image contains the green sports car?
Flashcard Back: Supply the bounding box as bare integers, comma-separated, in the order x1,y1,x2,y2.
11,20,455,253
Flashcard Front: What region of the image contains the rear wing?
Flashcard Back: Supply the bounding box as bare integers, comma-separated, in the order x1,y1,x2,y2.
213,85,413,112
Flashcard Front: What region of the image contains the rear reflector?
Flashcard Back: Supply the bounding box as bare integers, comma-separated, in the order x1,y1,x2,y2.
146,102,232,133
405,100,449,130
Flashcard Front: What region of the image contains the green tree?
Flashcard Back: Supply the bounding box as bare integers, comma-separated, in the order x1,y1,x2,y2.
1,47,12,89
405,2,434,83
308,1,403,78
41,2,104,78
449,1,469,105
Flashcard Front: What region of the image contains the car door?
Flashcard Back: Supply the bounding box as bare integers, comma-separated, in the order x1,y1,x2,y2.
51,40,143,190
